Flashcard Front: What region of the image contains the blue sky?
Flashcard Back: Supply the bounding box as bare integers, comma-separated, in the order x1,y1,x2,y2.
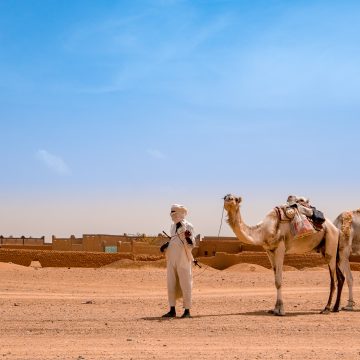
1,0,360,240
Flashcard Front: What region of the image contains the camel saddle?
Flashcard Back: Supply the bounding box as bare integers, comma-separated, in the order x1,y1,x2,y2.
275,202,326,233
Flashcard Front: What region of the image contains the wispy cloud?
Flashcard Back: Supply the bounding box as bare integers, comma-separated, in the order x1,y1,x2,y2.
36,150,71,175
147,148,166,159
64,5,232,95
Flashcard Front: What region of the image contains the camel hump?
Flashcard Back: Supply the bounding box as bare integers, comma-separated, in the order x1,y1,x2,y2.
340,211,354,240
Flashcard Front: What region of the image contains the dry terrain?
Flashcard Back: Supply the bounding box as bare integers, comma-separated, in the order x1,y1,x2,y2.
0,260,360,360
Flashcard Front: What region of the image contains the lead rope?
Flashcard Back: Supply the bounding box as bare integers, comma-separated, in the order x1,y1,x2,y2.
217,206,225,239
193,205,226,279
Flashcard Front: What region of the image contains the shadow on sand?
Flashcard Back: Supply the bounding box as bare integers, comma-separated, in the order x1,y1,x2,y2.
141,309,330,320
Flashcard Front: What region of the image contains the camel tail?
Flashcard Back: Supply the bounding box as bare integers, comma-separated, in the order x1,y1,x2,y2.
334,213,346,287
336,231,341,264
335,217,344,267
335,226,345,285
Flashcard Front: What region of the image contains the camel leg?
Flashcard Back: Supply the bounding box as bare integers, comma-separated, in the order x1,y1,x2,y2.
339,256,354,311
337,244,354,310
265,250,276,314
266,249,275,271
320,264,336,314
330,241,346,312
266,249,276,314
321,244,337,314
332,263,345,312
319,223,344,314
267,242,286,316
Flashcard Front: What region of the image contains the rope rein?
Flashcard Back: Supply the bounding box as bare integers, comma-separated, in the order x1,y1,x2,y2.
193,205,226,279
217,206,225,239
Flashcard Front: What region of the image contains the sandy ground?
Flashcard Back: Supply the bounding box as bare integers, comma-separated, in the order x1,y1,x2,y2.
0,261,360,360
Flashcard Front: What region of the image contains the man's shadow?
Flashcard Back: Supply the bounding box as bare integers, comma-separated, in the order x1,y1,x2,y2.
141,309,322,321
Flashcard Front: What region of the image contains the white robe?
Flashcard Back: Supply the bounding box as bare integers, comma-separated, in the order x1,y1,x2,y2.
165,219,194,309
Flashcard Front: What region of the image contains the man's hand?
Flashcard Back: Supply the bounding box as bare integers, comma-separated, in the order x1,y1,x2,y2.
160,242,169,253
184,230,193,245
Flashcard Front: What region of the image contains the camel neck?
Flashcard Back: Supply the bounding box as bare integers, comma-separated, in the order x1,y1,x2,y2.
227,207,264,245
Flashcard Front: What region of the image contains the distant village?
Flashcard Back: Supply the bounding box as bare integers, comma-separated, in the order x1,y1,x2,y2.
0,233,262,257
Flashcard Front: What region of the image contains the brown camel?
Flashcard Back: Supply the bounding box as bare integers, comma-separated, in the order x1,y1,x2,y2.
223,194,344,316
333,209,360,310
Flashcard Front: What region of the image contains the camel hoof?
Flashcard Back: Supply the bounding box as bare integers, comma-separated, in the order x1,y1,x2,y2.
320,308,331,315
341,306,354,311
331,308,340,313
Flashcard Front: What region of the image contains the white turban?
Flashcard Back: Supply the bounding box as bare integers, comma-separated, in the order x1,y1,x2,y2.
170,204,188,223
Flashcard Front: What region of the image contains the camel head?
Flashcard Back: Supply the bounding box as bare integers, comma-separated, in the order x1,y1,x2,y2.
223,194,242,212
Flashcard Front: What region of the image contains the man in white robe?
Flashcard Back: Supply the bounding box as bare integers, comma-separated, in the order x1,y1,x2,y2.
160,204,195,318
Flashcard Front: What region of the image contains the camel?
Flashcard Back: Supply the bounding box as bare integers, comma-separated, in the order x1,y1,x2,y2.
333,209,360,310
223,194,344,316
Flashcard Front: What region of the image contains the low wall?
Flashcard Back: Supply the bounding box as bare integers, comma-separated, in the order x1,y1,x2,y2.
52,238,73,251
0,249,135,268
0,244,52,251
52,234,168,252
118,241,132,253
198,240,242,256
133,243,161,256
198,237,263,256
198,252,327,270
0,236,45,245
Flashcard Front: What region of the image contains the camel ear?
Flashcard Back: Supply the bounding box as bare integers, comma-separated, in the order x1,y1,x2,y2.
236,197,242,204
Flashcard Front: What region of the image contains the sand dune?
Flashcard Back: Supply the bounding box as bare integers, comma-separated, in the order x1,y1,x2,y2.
0,262,31,270
224,263,271,272
102,258,167,269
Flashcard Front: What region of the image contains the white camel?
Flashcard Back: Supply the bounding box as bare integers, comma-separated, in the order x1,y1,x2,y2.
223,194,344,316
333,209,360,310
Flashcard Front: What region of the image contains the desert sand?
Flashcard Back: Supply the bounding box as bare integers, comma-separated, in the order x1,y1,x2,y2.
0,261,360,360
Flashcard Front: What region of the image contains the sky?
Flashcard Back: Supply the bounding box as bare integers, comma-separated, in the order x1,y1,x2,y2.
1,0,360,241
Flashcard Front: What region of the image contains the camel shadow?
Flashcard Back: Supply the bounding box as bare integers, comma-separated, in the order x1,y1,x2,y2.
221,310,320,317
341,309,360,313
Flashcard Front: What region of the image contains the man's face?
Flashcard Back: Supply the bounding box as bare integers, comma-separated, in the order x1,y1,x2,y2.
170,209,185,223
